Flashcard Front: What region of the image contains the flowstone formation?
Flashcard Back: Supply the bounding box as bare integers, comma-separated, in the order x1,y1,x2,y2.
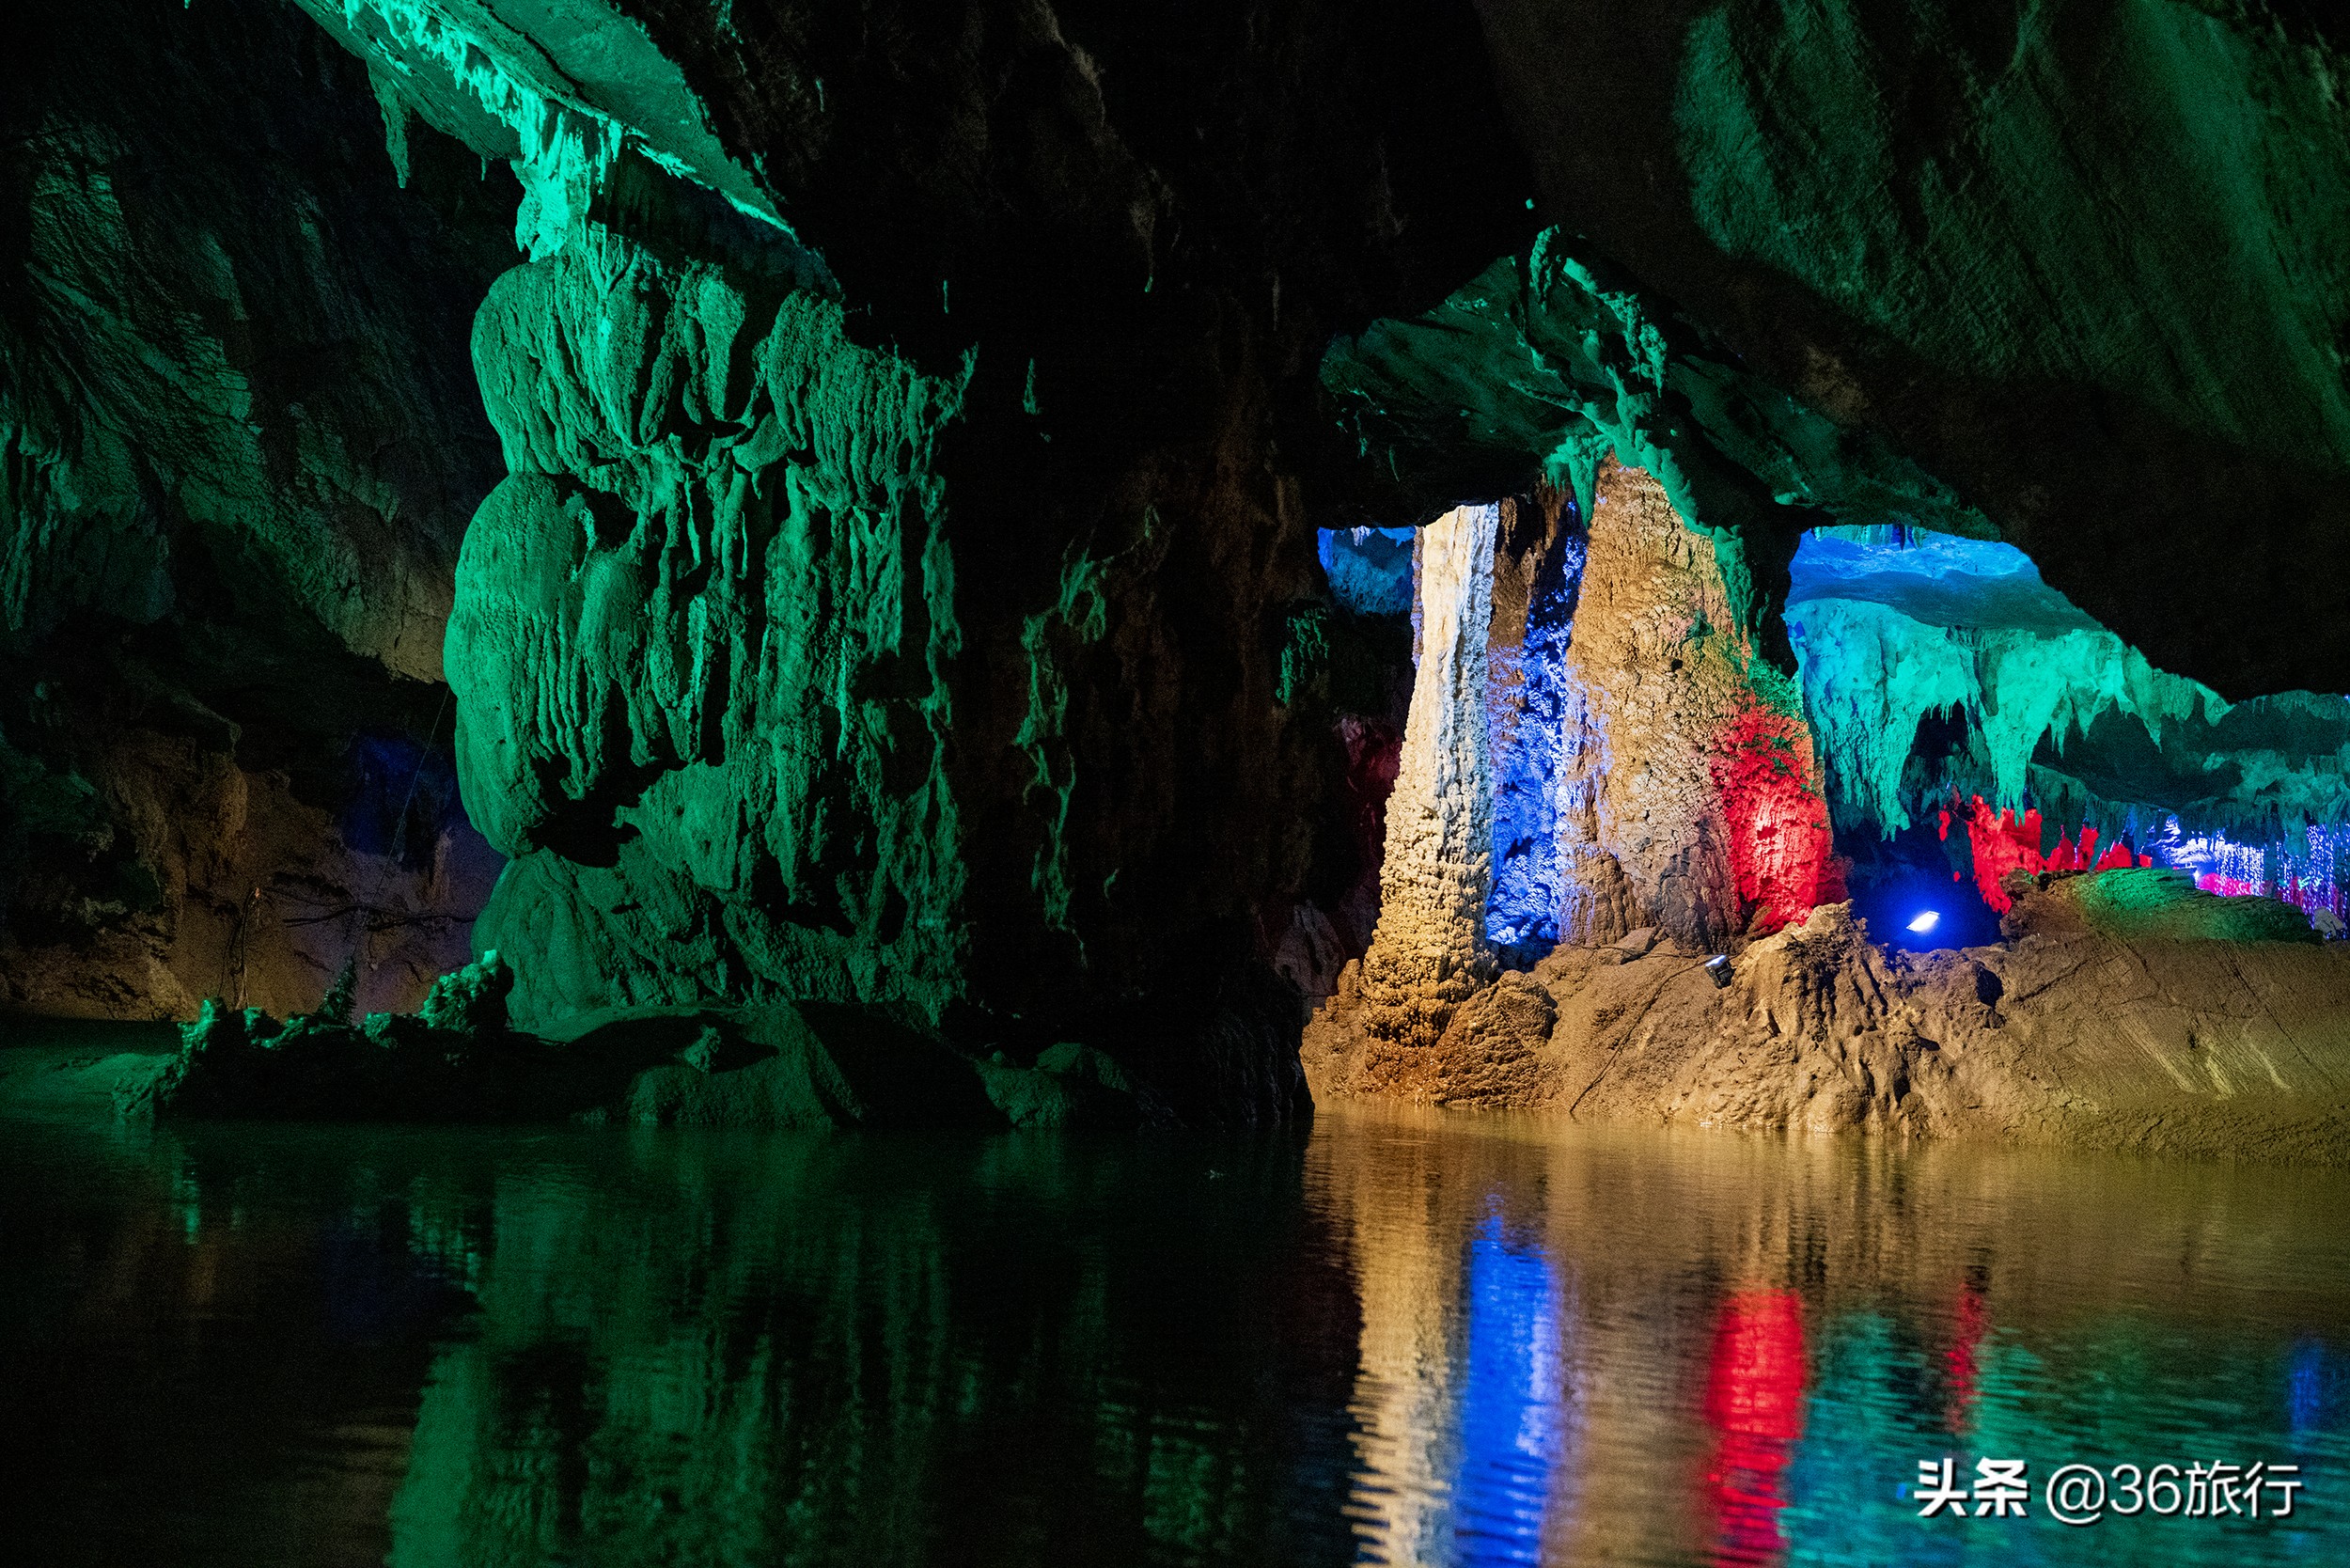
1481,490,1584,965
1313,461,1841,1094
448,222,970,1027
0,0,510,1020
1308,187,2350,1149
1547,462,1839,952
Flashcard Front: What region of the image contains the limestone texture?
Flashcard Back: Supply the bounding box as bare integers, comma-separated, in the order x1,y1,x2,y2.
1480,490,1584,965
447,226,970,1028
1308,875,2350,1163
210,0,1535,1124
1475,0,2350,698
1545,462,1839,953
1355,504,1496,1044
24,0,2350,1144
1790,525,2350,847
0,0,511,1022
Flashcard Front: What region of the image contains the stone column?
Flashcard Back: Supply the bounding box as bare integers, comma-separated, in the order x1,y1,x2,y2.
1551,459,1835,951
1358,503,1498,1044
1485,491,1586,968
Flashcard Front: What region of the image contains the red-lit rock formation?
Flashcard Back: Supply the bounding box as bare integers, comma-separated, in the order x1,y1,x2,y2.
1550,461,1837,951
1942,796,2146,913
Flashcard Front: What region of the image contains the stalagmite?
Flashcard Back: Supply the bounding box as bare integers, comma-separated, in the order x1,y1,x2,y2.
1356,503,1498,1043
1550,461,1835,951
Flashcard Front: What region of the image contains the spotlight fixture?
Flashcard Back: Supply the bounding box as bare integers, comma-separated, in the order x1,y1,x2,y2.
1906,910,1941,934
1704,954,1733,988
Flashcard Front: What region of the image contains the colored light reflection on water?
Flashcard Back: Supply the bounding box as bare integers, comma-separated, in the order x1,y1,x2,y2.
1702,1290,1807,1564
4,1095,2349,1566
1450,1215,1569,1562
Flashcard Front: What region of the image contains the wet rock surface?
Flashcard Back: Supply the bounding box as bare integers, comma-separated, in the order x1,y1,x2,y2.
1308,876,2350,1163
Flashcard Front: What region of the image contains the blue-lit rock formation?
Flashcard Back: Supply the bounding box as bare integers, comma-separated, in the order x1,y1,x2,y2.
1317,527,1416,619
1483,496,1584,964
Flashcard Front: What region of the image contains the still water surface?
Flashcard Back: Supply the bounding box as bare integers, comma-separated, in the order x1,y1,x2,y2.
2,1102,2344,1566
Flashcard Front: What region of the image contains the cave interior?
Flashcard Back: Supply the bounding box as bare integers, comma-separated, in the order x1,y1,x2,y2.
8,0,2350,1134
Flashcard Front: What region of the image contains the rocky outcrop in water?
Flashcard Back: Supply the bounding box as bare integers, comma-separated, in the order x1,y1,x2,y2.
1309,870,2350,1163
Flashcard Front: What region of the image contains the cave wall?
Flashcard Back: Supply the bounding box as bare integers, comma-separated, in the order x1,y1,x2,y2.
0,0,513,1018
240,0,1535,1114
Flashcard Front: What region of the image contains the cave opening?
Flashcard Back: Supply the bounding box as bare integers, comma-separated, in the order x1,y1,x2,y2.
1314,498,2350,1004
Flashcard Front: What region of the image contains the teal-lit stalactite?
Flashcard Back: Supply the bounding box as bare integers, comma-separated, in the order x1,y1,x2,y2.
1789,526,2350,929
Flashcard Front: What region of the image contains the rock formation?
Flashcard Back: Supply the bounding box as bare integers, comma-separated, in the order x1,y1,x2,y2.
1549,461,1839,952
0,0,511,1020
1481,490,1583,966
50,0,1534,1124
15,0,2350,1143
1355,503,1496,1045
1473,0,2350,699
1310,871,2350,1164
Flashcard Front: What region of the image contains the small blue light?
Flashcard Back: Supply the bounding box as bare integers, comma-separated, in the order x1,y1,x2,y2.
1906,910,1941,934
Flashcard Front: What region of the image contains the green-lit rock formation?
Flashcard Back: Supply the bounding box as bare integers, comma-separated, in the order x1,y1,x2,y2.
0,0,513,1019
1475,0,2350,697
449,226,969,1026
1789,527,2350,845
196,0,1538,1123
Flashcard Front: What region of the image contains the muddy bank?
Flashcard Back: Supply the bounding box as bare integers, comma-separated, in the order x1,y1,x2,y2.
1306,872,2350,1164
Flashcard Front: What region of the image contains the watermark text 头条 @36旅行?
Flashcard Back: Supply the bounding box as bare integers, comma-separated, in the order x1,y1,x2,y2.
1908,1456,2306,1526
